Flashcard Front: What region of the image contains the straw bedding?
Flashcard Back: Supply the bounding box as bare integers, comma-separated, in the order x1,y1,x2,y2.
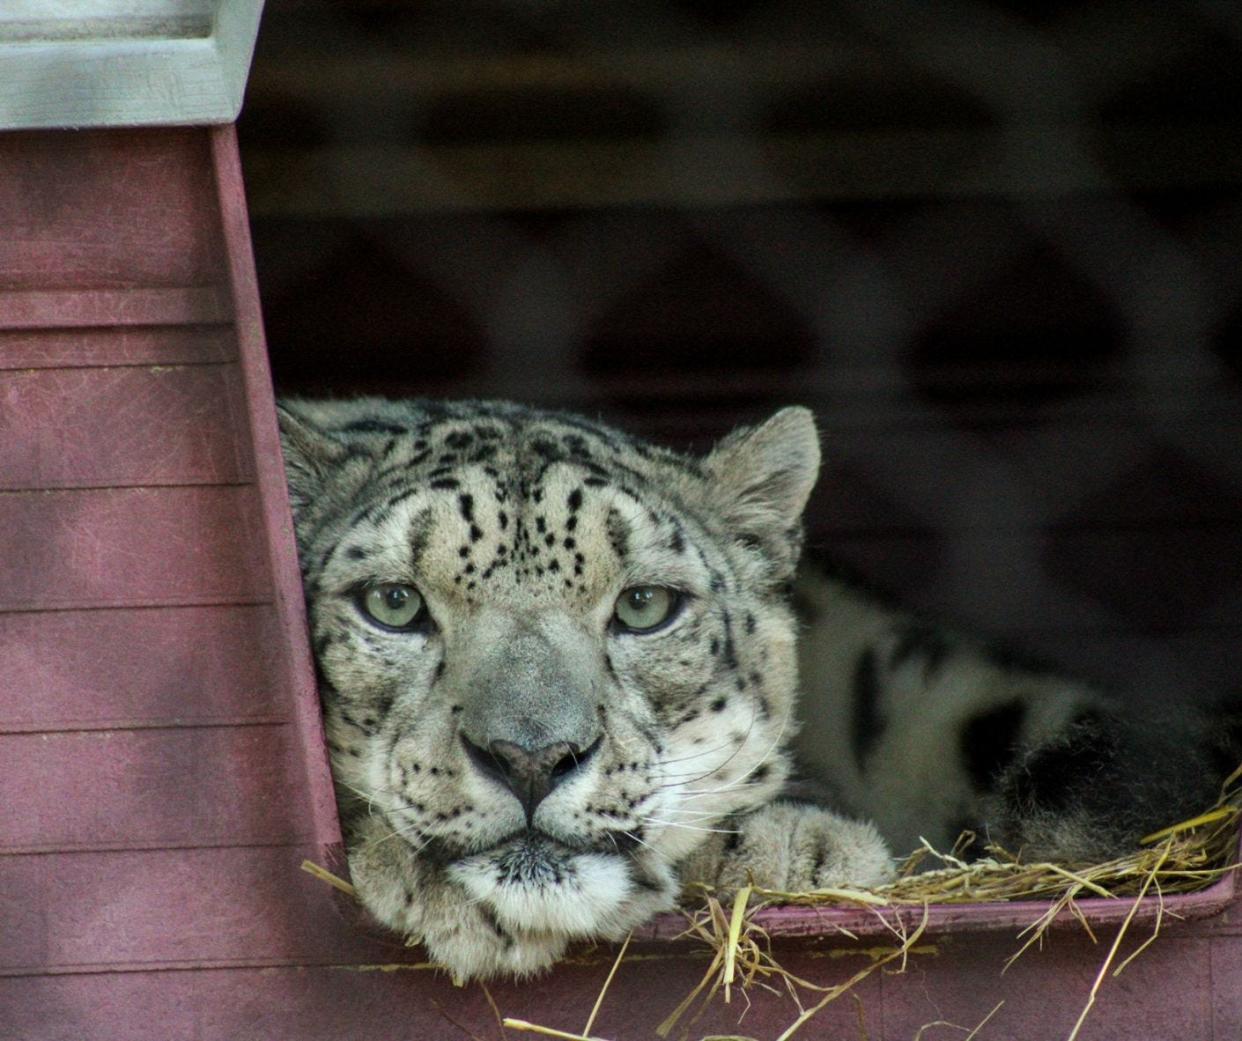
306,766,1241,1041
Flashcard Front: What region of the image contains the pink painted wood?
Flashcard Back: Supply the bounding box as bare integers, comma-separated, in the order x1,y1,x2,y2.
0,124,1238,1040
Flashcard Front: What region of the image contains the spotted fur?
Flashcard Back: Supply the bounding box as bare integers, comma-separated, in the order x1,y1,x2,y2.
279,398,890,981
280,398,1231,981
792,561,1232,865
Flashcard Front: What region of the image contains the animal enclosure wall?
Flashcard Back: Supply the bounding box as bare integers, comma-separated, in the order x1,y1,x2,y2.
4,1,1242,1038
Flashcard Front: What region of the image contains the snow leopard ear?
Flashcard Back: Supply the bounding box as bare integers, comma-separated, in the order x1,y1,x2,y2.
702,407,821,581
275,400,352,520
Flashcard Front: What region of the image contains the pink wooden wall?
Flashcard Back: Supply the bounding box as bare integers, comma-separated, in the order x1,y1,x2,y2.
1,125,1239,1040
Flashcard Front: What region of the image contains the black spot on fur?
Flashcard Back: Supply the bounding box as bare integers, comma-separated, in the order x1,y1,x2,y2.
341,419,407,435
850,648,883,769
1010,710,1116,813
605,509,628,560
961,701,1028,791
458,494,475,522
567,488,583,512
531,438,559,460
629,867,664,892
429,478,459,491
344,545,368,560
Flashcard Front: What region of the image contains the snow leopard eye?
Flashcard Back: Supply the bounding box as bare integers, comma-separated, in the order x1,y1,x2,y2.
613,586,680,633
359,583,426,631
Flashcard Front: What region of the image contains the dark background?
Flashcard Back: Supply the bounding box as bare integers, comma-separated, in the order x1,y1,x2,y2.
237,0,1242,707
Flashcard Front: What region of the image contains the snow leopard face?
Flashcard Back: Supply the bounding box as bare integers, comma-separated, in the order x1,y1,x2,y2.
278,398,820,973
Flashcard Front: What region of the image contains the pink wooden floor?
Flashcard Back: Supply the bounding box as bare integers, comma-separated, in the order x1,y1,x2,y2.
1,125,1239,1040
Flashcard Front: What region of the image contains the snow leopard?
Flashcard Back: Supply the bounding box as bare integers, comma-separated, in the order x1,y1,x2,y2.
278,397,1234,981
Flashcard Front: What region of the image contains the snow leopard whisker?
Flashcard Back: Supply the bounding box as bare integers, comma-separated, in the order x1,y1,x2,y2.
655,740,744,768
644,807,725,822
616,829,659,856
639,817,739,835
675,712,792,803
652,702,766,792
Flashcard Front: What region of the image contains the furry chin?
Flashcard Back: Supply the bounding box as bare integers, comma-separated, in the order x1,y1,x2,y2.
448,839,637,936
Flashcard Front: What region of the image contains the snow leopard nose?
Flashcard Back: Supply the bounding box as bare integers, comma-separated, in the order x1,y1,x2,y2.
462,736,602,823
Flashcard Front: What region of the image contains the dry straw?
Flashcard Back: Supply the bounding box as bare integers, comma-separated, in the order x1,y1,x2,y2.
305,766,1242,1041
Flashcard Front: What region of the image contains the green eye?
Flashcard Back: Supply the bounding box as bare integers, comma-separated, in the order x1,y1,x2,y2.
613,586,679,633
360,584,426,630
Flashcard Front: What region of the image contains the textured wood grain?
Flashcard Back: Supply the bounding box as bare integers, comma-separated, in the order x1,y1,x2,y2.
211,125,343,853
0,725,308,853
0,288,230,330
0,929,1227,1041
0,845,351,974
0,326,235,371
0,365,250,489
0,129,222,288
0,605,286,733
0,486,270,612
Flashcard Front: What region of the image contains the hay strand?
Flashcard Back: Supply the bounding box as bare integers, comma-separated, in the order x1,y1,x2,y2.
301,770,1240,1041
582,932,632,1038
503,1019,604,1041
300,859,355,896
1063,839,1173,1041
723,886,752,1003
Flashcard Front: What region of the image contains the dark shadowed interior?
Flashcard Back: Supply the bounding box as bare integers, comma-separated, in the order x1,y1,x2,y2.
240,0,1242,712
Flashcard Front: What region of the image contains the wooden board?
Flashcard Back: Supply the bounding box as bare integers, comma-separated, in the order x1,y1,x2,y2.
2,121,1239,1039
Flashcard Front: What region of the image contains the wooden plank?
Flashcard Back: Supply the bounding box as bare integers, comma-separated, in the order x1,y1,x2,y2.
0,605,286,733
0,958,871,1040
0,725,308,854
0,288,230,330
0,326,235,370
0,845,356,974
1213,936,1242,1040
0,129,223,288
879,934,1213,1041
0,364,250,490
211,125,343,853
0,486,270,613
0,931,1228,1040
